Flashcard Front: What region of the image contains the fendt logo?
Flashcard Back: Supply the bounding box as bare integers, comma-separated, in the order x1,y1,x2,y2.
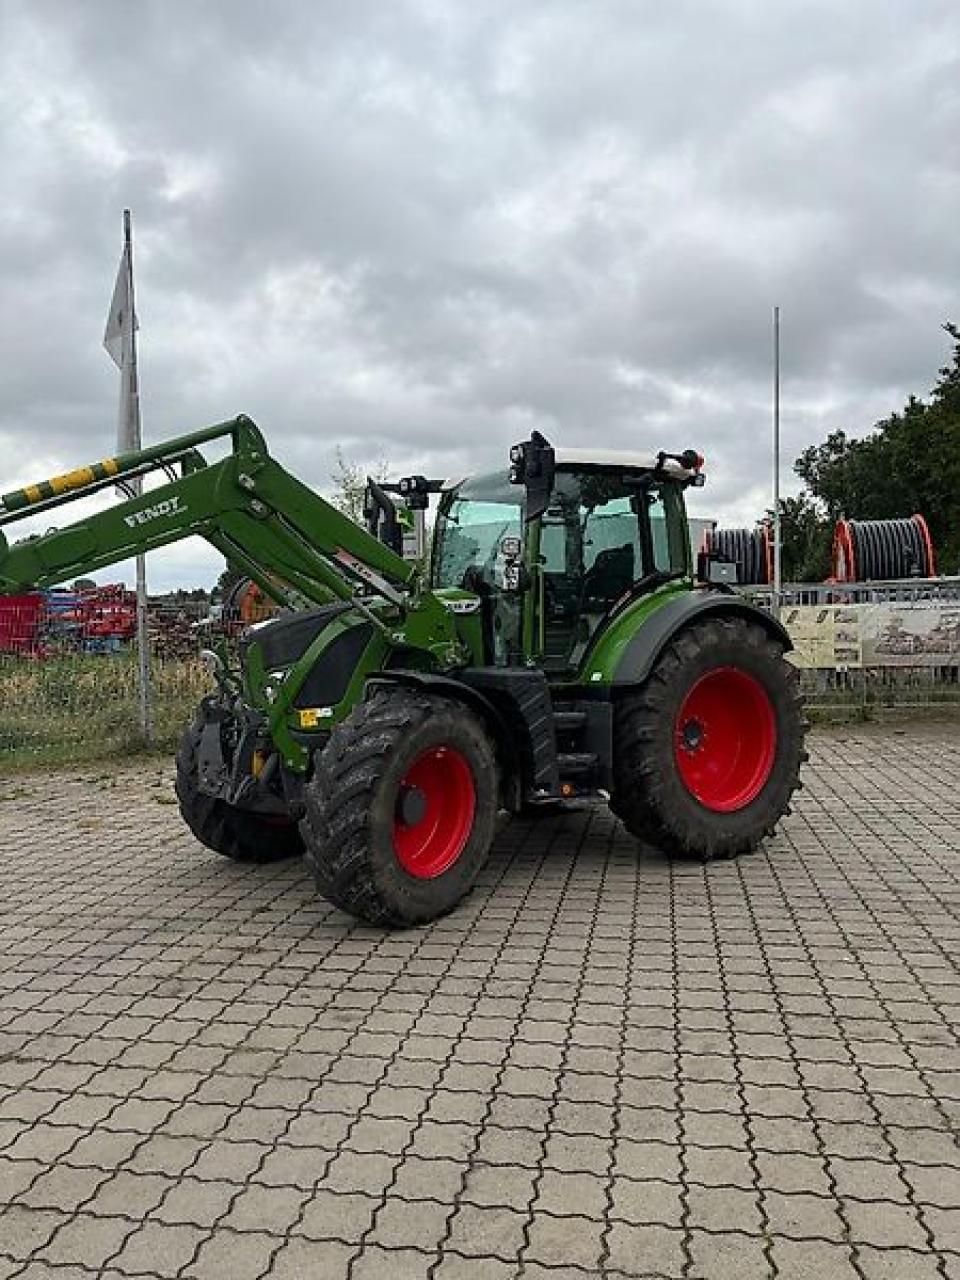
124,496,187,528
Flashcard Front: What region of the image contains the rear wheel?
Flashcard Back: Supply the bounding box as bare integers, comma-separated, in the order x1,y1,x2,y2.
301,686,498,927
175,715,302,864
610,616,805,857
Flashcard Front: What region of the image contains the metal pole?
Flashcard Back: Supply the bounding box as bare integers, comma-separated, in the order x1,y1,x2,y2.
124,210,154,748
772,305,782,618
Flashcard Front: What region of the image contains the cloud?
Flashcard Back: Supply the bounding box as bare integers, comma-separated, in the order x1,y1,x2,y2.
0,0,957,588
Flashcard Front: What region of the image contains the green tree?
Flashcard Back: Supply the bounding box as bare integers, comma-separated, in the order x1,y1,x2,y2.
794,322,960,573
213,563,244,601
330,447,391,524
768,495,832,582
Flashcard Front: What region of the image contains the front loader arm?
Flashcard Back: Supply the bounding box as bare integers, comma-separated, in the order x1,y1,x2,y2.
0,414,456,649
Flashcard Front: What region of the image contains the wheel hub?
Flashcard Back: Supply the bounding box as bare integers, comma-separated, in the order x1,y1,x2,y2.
396,784,428,828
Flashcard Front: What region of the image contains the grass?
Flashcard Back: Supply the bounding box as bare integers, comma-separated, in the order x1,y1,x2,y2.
0,652,210,771
1,651,958,772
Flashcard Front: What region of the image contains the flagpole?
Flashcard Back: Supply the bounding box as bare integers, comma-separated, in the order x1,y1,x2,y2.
124,210,154,749
772,305,782,618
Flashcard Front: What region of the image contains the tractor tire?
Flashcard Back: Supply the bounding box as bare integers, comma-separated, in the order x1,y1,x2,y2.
175,717,302,864
610,615,806,858
301,686,498,927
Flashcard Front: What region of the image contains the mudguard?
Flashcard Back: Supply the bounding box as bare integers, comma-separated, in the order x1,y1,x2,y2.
611,590,792,687
365,668,525,806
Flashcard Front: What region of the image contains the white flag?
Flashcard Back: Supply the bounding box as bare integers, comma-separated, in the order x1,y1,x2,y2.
103,235,141,454
103,245,136,369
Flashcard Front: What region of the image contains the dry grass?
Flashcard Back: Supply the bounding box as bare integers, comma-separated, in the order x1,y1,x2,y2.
0,653,210,769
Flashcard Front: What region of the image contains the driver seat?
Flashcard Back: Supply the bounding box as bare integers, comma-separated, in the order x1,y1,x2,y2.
582,543,634,611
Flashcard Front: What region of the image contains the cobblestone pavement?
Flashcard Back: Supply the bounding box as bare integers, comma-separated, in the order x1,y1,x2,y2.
0,724,958,1279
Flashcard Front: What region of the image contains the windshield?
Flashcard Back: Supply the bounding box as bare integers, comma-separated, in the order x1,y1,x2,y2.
433,472,521,591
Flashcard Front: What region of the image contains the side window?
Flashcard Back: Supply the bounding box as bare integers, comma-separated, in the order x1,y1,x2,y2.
648,490,671,571
582,497,639,607
539,519,567,574
651,485,690,574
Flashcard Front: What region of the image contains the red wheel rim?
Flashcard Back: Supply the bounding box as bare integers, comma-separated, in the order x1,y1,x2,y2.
393,746,476,879
674,667,777,813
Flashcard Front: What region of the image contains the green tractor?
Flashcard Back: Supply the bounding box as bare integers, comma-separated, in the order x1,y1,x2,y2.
0,417,805,925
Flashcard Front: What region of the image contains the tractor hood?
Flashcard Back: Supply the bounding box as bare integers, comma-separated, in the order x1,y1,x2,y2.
242,602,356,670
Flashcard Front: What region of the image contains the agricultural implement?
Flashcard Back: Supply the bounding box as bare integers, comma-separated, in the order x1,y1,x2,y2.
0,417,805,925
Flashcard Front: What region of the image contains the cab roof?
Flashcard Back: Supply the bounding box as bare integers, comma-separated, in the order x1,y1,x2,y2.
553,447,698,478
444,449,700,492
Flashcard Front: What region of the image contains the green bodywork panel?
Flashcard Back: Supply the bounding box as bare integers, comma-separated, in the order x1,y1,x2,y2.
568,579,692,687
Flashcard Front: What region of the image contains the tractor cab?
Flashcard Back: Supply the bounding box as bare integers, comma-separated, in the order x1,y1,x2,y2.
431,439,702,673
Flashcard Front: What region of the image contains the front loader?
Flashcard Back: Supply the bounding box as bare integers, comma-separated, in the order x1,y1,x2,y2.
0,417,805,926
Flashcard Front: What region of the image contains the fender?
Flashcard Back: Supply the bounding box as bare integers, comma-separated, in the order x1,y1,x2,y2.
365,669,522,800
612,590,792,686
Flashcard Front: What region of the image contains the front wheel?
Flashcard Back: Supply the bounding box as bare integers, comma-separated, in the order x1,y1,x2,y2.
301,686,498,927
175,714,303,864
610,616,806,858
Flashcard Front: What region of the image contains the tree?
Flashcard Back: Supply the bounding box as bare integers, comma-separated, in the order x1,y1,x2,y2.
330,446,390,525
768,495,832,583
214,563,244,601
794,322,960,573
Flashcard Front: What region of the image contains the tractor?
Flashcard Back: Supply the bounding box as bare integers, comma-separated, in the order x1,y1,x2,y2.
0,417,805,925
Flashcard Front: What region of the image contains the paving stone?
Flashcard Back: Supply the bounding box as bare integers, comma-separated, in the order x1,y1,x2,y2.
604,1221,686,1276
0,1205,69,1261
267,1236,353,1278
391,1155,466,1204
37,1212,133,1269
755,1150,832,1196
686,1229,771,1279
918,1206,960,1253
350,1244,439,1279
321,1149,398,1198
444,1203,527,1260
295,1187,378,1243
901,1162,960,1208
817,1121,889,1161
16,1162,110,1214
685,1143,755,1190
541,1132,609,1175
843,1197,931,1250
89,1170,174,1219
182,1228,279,1279
771,1236,861,1279
434,1254,516,1279
523,1211,604,1270
856,1245,947,1279
4,1125,88,1165
0,1157,46,1203
109,1220,206,1276
188,1139,269,1183
369,1194,452,1251
125,1132,206,1177
461,1161,538,1209
611,1177,685,1228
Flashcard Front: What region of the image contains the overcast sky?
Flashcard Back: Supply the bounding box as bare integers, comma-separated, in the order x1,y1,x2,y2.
1,0,957,591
